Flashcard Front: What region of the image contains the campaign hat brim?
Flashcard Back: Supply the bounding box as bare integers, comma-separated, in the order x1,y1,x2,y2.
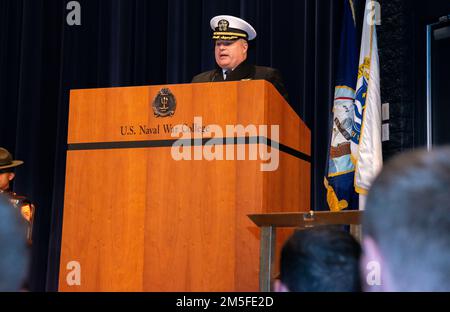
0,160,24,171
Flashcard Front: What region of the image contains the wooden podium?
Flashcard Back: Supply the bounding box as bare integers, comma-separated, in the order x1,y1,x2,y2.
58,80,311,292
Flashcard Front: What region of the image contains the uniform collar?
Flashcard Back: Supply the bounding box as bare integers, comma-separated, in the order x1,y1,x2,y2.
216,59,253,81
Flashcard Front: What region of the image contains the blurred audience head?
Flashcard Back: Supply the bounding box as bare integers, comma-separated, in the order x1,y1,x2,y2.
0,194,29,291
275,226,362,292
363,147,450,291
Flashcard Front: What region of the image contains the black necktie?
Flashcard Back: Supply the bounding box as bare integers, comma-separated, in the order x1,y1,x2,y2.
224,70,231,80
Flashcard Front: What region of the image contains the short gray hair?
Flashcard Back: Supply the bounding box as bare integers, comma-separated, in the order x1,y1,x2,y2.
364,147,450,291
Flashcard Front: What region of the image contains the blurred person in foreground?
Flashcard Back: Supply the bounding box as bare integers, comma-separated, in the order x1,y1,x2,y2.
0,194,29,291
362,147,450,291
274,226,362,292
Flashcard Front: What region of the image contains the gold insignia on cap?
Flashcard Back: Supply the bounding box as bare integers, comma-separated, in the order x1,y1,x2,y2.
218,19,229,31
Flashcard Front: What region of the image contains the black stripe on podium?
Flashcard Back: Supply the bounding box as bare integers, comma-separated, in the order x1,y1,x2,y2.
67,137,311,163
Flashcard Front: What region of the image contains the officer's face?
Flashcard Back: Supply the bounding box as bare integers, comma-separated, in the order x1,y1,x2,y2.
215,39,248,70
0,172,14,191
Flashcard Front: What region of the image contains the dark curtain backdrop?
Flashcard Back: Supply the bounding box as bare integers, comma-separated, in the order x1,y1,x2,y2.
0,0,344,291
377,0,450,159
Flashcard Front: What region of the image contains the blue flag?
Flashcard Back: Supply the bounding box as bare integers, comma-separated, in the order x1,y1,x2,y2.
324,0,359,211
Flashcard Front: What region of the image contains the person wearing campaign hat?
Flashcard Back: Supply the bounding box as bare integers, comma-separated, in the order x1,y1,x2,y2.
0,147,35,244
192,15,288,101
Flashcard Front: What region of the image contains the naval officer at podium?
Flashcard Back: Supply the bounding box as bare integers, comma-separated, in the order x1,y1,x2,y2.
192,15,289,102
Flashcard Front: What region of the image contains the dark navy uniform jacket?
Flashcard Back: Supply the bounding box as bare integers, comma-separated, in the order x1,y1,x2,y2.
192,60,289,102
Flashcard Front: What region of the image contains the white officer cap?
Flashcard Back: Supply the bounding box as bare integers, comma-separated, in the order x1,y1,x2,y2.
210,15,257,41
